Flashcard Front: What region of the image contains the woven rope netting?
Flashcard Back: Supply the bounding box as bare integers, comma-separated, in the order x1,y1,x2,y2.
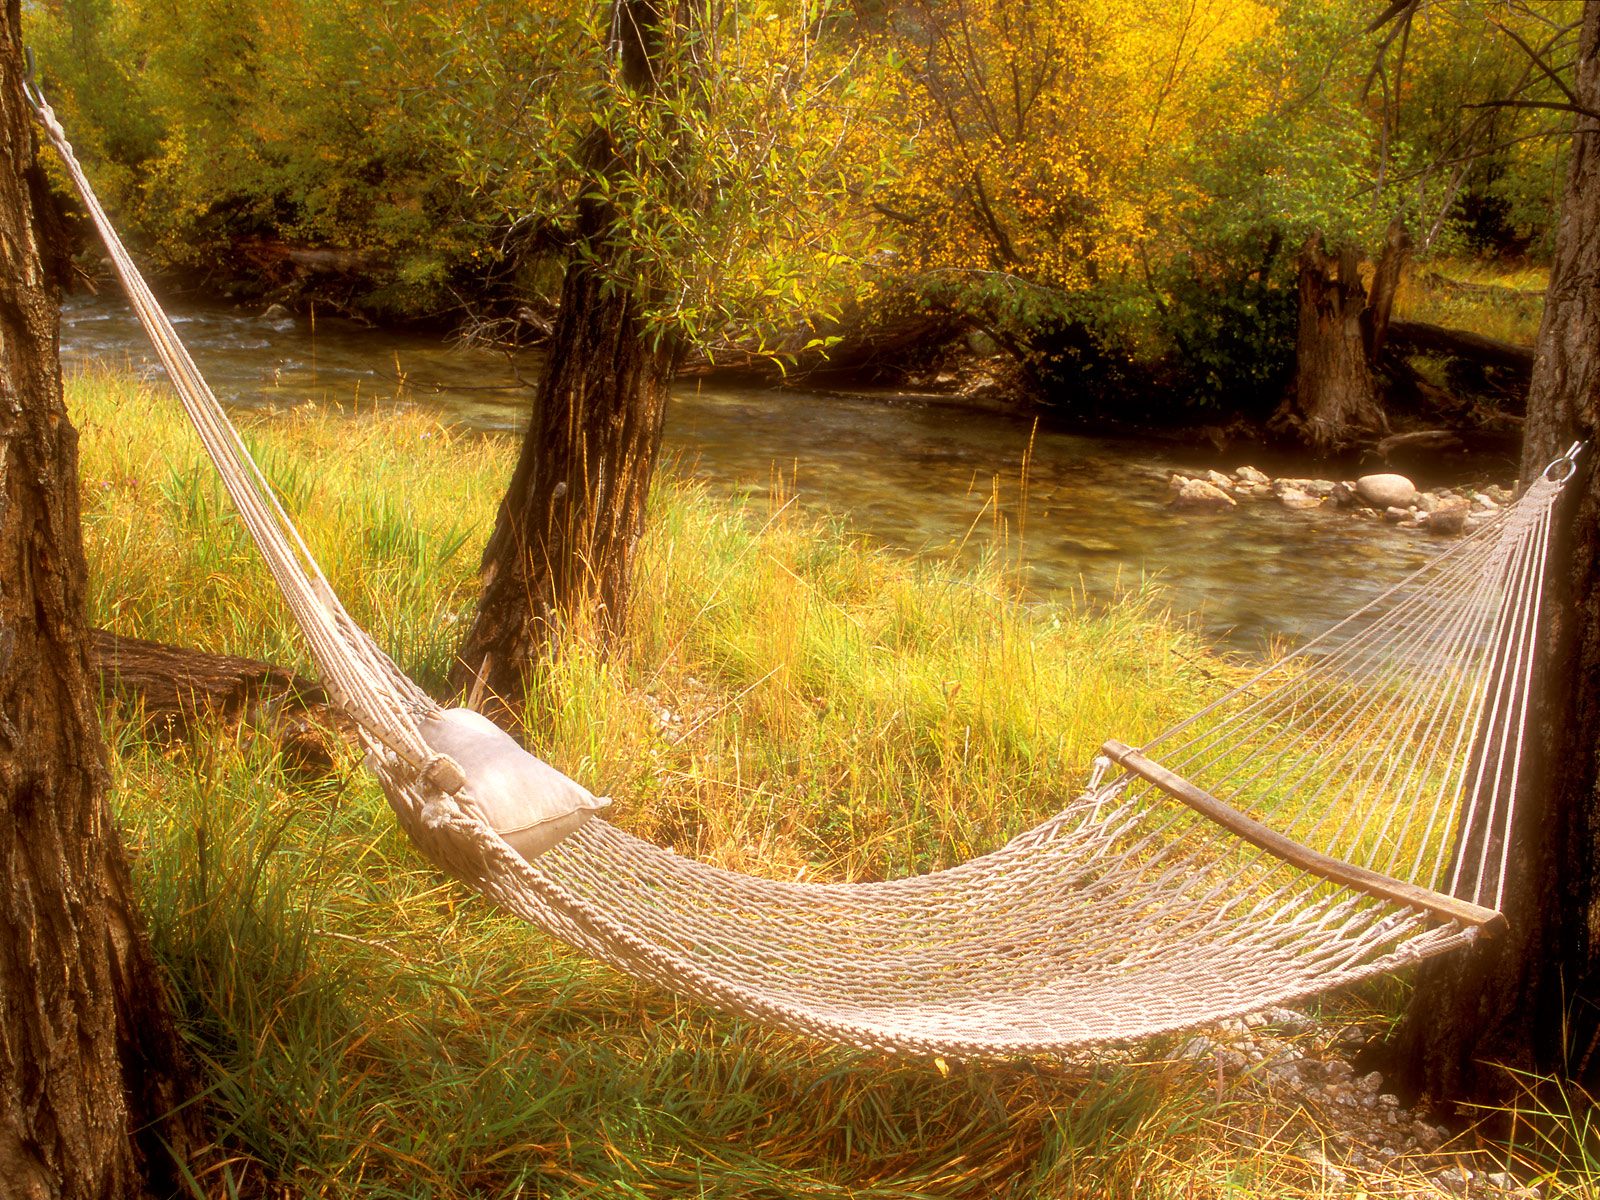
33,90,1577,1059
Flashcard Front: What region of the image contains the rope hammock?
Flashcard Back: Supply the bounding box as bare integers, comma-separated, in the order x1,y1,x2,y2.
31,89,1584,1060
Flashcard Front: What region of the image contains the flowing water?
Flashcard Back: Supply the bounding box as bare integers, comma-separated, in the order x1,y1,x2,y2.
62,290,1455,653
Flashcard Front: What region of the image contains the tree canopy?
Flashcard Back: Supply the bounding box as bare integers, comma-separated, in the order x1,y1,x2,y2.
24,0,1586,404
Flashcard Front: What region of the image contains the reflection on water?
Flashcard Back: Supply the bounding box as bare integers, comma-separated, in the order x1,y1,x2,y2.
61,290,1438,653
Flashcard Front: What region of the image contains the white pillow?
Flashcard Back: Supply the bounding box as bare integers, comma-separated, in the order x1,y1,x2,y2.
416,707,610,860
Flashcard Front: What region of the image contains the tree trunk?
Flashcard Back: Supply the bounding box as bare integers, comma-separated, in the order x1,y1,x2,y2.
1391,4,1600,1106
0,9,203,1197
1363,217,1409,362
450,0,678,718
1285,234,1391,454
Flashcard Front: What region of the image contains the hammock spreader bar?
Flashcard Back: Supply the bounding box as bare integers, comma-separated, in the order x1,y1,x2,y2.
1101,740,1505,931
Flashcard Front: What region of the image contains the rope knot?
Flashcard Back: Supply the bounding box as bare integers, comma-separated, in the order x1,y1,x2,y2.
420,752,468,797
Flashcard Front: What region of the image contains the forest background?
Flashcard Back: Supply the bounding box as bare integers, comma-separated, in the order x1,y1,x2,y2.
24,0,1580,430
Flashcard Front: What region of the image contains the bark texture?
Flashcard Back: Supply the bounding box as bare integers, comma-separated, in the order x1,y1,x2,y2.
1392,4,1600,1104
92,629,355,769
1362,218,1409,362
451,0,678,717
0,10,201,1196
1287,234,1392,454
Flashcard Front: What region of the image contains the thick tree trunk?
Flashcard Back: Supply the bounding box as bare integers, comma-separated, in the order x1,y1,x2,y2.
1287,234,1391,454
0,9,202,1197
450,0,678,718
1391,4,1600,1105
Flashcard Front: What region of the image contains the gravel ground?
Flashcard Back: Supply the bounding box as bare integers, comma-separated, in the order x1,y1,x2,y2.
1175,1007,1549,1198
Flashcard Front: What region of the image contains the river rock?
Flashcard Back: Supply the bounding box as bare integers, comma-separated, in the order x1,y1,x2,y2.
1274,477,1333,499
1236,465,1271,485
1278,487,1322,510
1485,484,1515,505
1383,506,1410,523
1327,481,1358,508
1356,473,1418,510
1171,479,1237,510
1428,499,1470,536
1203,469,1235,491
1472,491,1501,512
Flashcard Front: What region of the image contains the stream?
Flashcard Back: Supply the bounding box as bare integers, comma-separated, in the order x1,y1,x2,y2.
61,290,1455,654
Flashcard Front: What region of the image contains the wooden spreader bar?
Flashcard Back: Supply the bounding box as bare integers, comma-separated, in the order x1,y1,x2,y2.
1100,740,1506,934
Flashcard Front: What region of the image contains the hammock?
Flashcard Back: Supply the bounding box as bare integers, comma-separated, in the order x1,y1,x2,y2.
31,89,1582,1060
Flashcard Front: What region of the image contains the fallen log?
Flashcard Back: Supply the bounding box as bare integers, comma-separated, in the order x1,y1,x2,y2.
1386,319,1534,375
1374,429,1466,458
1419,272,1544,303
90,629,357,768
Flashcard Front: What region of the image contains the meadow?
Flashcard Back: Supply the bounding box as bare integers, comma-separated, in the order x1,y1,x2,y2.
74,368,1590,1197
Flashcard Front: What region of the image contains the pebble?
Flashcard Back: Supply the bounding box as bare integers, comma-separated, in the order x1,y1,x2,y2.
1172,1008,1546,1198
1429,500,1471,536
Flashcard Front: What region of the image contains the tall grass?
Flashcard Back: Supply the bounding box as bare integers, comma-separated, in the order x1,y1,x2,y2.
1393,258,1548,347
71,366,1580,1197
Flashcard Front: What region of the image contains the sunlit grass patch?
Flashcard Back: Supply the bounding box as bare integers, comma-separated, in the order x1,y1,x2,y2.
73,365,1536,1198
1394,258,1547,348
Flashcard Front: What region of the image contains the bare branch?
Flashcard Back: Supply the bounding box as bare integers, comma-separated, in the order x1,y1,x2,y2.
1491,18,1580,107
1462,98,1600,121
1365,0,1418,36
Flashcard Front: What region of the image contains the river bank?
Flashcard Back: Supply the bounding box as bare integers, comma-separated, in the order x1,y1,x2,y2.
62,289,1487,654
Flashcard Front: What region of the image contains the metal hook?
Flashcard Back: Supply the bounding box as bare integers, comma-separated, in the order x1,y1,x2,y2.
21,47,46,115
1543,440,1586,485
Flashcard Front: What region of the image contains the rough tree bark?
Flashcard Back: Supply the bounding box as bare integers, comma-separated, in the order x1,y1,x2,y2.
450,0,680,718
1363,217,1409,361
1391,3,1600,1105
0,9,203,1197
1284,222,1407,455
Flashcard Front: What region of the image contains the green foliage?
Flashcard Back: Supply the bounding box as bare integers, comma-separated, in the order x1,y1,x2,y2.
27,0,892,340
1152,248,1300,417
868,0,1383,413
28,0,1576,415
1366,0,1584,257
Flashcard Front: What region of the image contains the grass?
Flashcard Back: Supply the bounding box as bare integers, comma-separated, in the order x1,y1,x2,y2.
1392,257,1548,347
71,366,1592,1197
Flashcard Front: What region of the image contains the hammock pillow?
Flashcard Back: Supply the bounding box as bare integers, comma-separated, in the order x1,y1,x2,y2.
417,707,610,859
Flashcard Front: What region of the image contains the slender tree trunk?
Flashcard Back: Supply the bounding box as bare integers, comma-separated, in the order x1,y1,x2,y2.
1363,217,1409,362
0,11,202,1197
1391,5,1600,1105
1285,234,1391,454
451,0,679,718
